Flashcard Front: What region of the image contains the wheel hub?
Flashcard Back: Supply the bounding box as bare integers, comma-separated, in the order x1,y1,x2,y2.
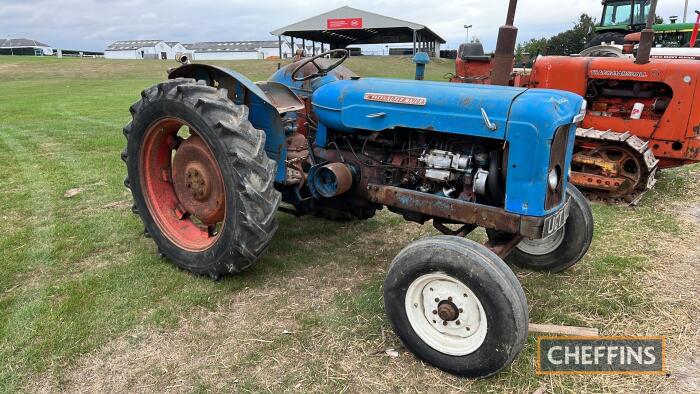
437,301,460,321
172,136,225,224
184,164,210,201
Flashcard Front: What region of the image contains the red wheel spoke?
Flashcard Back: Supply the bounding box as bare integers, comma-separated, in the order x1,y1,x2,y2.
161,169,173,183
140,118,225,252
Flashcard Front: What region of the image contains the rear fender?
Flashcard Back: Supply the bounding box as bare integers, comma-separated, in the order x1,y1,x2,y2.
169,64,304,182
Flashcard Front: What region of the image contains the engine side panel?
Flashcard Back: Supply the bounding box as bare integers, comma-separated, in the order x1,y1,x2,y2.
312,78,527,141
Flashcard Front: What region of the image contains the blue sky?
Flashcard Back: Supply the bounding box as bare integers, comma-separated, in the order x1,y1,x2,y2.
0,0,694,52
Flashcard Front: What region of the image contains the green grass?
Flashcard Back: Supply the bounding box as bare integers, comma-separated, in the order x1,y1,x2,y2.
0,56,697,392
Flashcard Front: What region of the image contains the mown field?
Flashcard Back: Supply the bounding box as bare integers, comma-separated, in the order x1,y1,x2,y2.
0,56,698,393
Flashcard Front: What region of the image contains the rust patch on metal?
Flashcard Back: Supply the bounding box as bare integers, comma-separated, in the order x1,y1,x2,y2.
570,171,628,192
572,153,619,173
437,302,459,321
172,136,225,224
364,184,521,234
485,234,524,258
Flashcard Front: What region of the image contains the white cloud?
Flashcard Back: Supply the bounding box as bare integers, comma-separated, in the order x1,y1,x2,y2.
0,0,694,51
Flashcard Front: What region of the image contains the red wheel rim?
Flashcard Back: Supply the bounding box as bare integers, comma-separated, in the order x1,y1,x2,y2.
140,117,226,252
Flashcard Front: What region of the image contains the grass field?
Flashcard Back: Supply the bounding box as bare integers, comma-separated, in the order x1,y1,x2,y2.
0,56,698,393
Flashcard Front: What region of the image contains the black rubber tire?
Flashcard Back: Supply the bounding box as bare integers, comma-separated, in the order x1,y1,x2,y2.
122,78,281,277
488,184,594,273
383,236,529,378
584,32,627,49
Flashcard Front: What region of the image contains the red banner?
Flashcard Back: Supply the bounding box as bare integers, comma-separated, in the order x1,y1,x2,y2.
327,18,363,30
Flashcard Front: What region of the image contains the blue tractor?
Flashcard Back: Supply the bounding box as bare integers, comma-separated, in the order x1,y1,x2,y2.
122,49,593,377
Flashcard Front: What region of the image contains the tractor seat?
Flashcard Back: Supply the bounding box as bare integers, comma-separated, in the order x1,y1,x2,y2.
458,43,491,62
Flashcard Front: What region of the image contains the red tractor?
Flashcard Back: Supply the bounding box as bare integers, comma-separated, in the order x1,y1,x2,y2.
450,0,700,204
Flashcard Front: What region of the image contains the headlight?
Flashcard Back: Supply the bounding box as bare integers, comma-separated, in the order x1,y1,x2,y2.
548,166,560,191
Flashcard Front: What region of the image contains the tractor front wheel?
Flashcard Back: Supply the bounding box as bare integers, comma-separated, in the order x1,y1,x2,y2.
488,184,594,272
122,78,280,278
383,236,528,377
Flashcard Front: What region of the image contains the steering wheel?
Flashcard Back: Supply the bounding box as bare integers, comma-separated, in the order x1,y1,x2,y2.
291,49,349,82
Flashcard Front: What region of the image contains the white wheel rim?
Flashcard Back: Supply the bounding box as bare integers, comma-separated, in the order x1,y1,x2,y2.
516,227,565,256
404,272,488,356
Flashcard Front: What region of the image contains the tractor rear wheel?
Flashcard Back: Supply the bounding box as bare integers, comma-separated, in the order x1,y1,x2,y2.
584,32,627,49
383,236,528,377
122,78,280,277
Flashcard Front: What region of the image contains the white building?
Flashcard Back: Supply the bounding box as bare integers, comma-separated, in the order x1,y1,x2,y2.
165,42,189,58
186,41,295,60
105,40,183,59
0,38,52,56
185,42,261,60
105,39,295,60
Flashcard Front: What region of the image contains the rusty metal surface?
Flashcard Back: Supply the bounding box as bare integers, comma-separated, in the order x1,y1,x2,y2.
570,171,628,191
255,81,305,113
635,0,659,65
284,131,308,185
364,184,522,234
485,234,525,259
491,0,518,86
172,136,225,224
319,162,354,197
437,302,459,321
572,153,619,173
572,128,660,205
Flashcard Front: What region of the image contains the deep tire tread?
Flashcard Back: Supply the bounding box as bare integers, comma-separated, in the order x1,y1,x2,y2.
123,78,280,276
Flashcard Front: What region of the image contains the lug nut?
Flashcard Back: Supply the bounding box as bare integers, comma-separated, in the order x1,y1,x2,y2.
432,310,437,315
434,298,439,302
459,308,463,313
456,320,461,325
448,296,453,301
442,321,448,326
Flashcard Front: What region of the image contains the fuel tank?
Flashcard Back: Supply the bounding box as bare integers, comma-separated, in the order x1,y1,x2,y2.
311,78,582,141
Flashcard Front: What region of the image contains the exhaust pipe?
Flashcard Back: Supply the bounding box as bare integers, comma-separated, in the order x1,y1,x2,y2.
491,0,518,86
176,53,190,65
311,162,355,198
635,0,658,65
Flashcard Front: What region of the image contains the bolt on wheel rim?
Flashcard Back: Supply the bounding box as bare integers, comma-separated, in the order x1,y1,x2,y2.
139,117,226,252
405,272,488,356
516,226,565,256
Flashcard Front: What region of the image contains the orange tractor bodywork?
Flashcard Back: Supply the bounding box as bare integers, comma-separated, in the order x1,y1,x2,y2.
530,56,700,169
450,50,700,203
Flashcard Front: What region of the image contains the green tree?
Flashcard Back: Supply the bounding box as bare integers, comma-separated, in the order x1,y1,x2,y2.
516,37,548,57
516,14,596,57
546,14,596,55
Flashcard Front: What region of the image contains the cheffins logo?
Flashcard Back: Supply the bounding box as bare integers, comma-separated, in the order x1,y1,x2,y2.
536,336,665,375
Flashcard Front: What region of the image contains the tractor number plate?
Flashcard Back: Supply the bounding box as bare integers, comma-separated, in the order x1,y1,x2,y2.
542,199,570,238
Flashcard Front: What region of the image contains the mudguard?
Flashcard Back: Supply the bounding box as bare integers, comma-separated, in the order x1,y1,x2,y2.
168,64,304,182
